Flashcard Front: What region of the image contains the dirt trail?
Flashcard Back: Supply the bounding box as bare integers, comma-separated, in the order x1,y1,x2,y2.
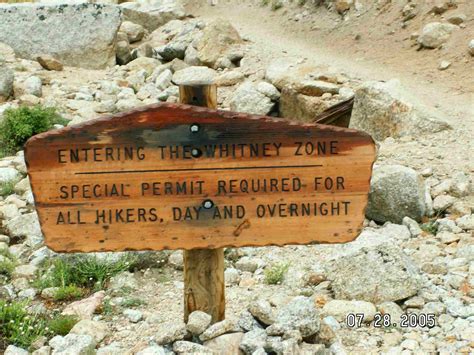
187,1,473,126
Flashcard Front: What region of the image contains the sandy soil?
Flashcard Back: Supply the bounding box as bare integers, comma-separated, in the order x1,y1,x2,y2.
186,0,473,126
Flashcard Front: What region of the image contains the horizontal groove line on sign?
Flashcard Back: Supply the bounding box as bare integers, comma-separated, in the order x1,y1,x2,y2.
74,164,324,175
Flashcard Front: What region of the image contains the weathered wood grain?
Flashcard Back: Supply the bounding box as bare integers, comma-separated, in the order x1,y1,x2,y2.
24,102,376,252
180,84,225,323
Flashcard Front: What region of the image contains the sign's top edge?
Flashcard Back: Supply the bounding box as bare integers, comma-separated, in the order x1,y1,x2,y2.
24,102,375,147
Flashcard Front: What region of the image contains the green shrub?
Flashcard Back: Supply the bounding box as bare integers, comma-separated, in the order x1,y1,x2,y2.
0,105,67,154
0,300,47,349
35,255,137,294
53,285,84,301
121,298,146,308
34,258,77,290
74,255,136,290
420,220,438,235
0,181,16,197
0,250,16,281
264,263,290,285
0,258,15,280
0,301,81,349
47,315,78,336
271,0,283,10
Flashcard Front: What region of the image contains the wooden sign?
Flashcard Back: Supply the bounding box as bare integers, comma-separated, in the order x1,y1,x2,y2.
25,103,375,252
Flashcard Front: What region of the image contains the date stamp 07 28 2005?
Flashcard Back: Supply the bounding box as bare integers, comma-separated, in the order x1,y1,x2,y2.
346,313,437,329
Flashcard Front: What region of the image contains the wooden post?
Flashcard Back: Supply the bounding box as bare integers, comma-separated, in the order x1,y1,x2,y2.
179,84,225,324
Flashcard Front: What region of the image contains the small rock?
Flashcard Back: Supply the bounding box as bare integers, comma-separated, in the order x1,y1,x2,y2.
422,301,446,316
239,328,267,355
456,214,474,230
404,296,425,308
184,45,200,66
418,22,457,49
402,216,422,237
123,308,143,323
469,40,474,56
293,80,340,96
447,13,466,25
109,271,138,291
14,177,30,195
249,299,275,325
256,81,280,101
378,301,404,320
32,346,52,355
96,343,124,355
325,237,422,303
196,19,242,69
120,21,145,43
186,310,212,335
41,287,60,300
421,261,448,274
433,194,456,211
70,319,108,343
438,60,451,70
0,167,20,184
5,345,29,355
23,76,43,97
155,320,187,344
230,81,274,115
116,40,132,65
168,250,183,270
450,172,471,197
274,296,320,337
0,65,14,102
204,332,244,355
224,267,241,285
200,319,237,342
172,66,217,86
5,211,41,238
136,345,166,355
154,69,173,90
214,70,244,86
323,300,376,322
437,231,460,244
173,341,212,354
366,165,427,223
235,256,265,273
37,54,63,71
12,264,38,279
238,310,262,332
401,339,418,351
335,0,353,13
62,290,105,319
49,334,96,355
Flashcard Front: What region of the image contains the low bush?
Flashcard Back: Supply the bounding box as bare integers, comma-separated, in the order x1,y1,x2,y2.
0,250,16,282
264,262,290,285
47,315,78,336
0,105,67,155
36,255,137,294
0,300,47,349
121,297,146,308
53,285,84,301
0,181,16,197
0,301,79,349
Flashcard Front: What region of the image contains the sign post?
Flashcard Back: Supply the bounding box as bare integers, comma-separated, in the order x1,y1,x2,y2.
179,84,225,323
24,94,376,323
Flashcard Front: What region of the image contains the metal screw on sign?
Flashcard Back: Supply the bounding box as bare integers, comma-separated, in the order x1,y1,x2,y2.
202,199,214,209
190,124,200,133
